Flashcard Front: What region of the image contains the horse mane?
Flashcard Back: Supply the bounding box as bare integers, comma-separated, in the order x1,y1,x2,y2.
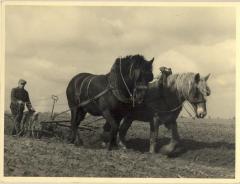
118,54,146,62
167,72,196,100
109,54,153,78
114,54,151,69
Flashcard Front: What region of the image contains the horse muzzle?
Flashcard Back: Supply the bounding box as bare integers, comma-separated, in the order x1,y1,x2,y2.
196,106,207,118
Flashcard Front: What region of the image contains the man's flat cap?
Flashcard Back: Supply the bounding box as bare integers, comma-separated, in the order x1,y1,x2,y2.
18,79,27,85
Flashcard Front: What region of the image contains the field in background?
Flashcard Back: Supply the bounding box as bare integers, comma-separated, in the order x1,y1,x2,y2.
4,113,235,177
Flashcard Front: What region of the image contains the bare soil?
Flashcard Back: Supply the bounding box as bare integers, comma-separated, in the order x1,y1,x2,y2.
4,114,235,178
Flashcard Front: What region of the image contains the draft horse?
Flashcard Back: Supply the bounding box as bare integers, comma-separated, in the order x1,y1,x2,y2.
66,55,154,150
103,70,211,154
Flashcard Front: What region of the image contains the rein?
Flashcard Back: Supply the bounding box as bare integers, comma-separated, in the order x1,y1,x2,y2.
119,58,134,102
149,102,183,114
119,58,137,107
149,84,183,114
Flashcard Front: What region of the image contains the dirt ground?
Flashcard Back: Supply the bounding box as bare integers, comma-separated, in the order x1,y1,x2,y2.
4,114,235,178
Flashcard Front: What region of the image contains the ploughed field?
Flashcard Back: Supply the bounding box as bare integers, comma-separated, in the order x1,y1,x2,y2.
4,113,235,177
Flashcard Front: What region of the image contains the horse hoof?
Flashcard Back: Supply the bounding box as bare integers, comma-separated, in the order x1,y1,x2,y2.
161,145,185,157
108,146,119,151
67,136,75,144
75,142,83,147
108,143,119,151
119,145,127,150
118,141,127,150
101,141,108,148
149,149,156,154
160,145,174,155
168,146,186,157
68,140,75,145
74,139,84,147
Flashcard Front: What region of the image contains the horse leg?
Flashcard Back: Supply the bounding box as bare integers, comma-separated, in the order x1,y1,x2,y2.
161,121,180,155
102,110,120,150
149,115,160,153
100,121,111,148
69,108,77,143
70,107,86,146
119,117,133,149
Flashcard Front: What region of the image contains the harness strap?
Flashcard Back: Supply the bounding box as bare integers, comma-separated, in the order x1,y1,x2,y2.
76,75,109,107
75,58,139,108
149,103,182,113
108,58,134,104
77,75,93,101
154,84,183,113
119,58,133,100
78,87,110,107
86,76,97,100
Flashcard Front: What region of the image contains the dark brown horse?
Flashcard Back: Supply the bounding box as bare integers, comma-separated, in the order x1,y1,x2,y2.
66,55,154,150
103,70,211,154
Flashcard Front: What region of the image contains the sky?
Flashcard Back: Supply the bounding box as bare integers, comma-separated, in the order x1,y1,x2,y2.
4,6,236,118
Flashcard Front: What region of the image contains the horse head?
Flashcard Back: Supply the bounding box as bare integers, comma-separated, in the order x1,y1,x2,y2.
187,73,211,118
111,55,154,105
130,55,154,104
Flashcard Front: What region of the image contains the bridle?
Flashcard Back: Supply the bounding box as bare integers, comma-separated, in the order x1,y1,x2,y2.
185,84,207,105
119,58,148,107
183,94,207,118
188,98,206,105
154,81,206,115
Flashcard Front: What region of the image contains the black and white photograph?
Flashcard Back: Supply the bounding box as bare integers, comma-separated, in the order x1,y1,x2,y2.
1,1,237,181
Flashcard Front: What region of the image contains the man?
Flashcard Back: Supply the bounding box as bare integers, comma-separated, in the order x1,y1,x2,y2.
158,66,172,90
10,79,35,135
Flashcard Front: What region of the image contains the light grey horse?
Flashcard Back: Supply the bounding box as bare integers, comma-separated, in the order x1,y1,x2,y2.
103,70,211,155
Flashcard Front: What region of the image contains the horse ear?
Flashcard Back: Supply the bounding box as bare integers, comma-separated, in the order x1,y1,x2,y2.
204,73,211,81
149,57,154,64
194,73,200,83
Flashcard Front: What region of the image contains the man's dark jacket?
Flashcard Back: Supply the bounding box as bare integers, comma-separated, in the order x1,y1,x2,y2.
10,87,32,110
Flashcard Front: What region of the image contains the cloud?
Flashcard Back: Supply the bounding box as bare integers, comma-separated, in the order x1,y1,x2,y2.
153,50,199,76
4,6,236,117
177,39,235,74
6,6,235,55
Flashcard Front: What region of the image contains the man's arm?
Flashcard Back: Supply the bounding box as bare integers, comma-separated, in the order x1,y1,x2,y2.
25,91,34,111
11,88,18,104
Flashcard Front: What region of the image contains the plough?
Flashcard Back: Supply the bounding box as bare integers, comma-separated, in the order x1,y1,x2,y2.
5,94,104,139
